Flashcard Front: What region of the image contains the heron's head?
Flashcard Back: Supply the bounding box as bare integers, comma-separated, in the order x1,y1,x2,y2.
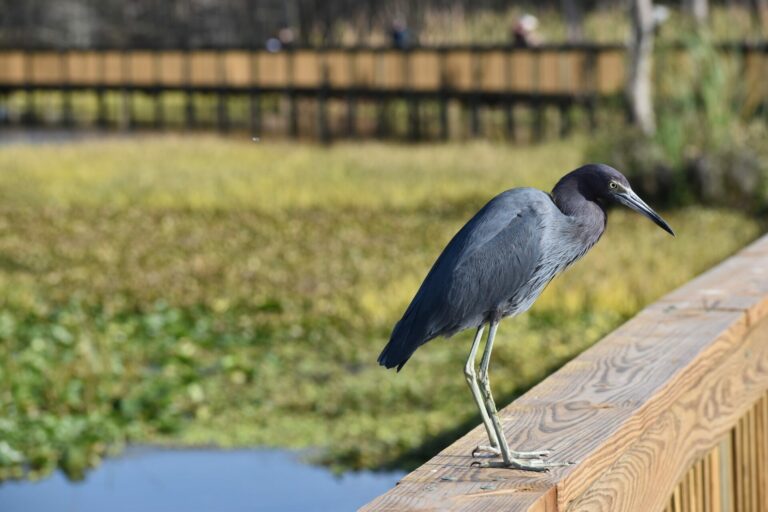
557,163,675,236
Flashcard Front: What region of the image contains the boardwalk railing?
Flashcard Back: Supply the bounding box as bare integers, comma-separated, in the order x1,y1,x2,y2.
363,233,768,511
0,42,765,141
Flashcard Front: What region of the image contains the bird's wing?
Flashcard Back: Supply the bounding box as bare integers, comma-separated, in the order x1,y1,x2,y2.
379,188,553,370
433,188,549,333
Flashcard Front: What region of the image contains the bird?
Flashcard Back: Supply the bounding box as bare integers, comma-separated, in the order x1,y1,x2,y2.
377,164,674,471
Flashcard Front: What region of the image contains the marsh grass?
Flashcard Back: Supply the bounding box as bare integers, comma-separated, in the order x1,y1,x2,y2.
334,5,765,45
0,136,761,479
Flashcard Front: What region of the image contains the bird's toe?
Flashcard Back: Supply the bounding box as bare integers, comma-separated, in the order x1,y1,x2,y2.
471,457,574,472
471,445,501,458
510,449,550,459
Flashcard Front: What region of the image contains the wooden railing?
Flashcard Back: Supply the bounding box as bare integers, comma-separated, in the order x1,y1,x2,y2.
0,45,625,94
362,233,768,511
0,43,765,140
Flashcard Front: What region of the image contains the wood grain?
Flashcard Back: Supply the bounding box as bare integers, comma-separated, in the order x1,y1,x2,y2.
361,234,768,511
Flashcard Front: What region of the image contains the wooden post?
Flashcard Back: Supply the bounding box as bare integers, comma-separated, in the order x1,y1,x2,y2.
287,49,298,138
249,51,261,137
153,52,163,129
23,50,36,125
532,48,544,141
438,49,449,141
407,96,420,141
375,49,389,139
556,48,570,138
376,99,389,139
120,50,132,130
317,59,330,144
505,102,516,141
585,47,598,132
60,50,73,127
504,47,516,141
469,49,480,138
346,93,357,139
96,51,107,128
763,44,768,121
405,49,420,141
439,100,449,141
184,50,195,129
559,101,571,137
0,91,8,126
346,48,357,139
216,50,229,132
288,93,298,138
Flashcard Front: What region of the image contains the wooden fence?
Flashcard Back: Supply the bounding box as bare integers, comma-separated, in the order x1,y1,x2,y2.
362,233,768,511
0,43,765,141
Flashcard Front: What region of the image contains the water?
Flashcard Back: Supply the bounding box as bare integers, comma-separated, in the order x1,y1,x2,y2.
0,447,404,512
0,128,122,146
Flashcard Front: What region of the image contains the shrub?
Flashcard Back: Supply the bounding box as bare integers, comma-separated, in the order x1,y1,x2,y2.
587,33,768,211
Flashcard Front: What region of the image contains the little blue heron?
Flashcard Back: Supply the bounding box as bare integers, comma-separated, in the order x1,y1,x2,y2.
377,164,674,471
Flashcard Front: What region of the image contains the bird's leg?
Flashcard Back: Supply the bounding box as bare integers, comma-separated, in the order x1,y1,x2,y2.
472,320,573,471
464,324,501,457
475,320,514,464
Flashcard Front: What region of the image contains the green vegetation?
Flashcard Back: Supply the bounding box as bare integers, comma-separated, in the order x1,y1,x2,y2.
337,5,767,45
588,33,768,211
0,136,761,480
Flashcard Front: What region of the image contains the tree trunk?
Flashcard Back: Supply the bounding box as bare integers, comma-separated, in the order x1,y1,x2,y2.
627,0,655,135
560,0,584,41
751,0,768,31
683,0,709,25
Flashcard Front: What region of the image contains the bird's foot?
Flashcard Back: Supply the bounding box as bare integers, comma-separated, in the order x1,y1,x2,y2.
471,446,550,459
471,457,574,472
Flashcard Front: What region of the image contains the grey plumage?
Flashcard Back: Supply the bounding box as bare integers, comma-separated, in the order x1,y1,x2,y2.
377,163,673,471
379,189,555,370
380,168,609,371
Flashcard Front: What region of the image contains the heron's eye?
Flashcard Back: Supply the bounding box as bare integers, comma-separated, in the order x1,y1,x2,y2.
609,182,618,190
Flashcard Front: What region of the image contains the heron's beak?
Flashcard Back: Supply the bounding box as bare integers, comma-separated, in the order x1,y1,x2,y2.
615,188,675,236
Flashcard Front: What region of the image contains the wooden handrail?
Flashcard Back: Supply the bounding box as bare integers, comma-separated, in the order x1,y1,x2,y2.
0,47,624,95
362,233,768,511
0,45,763,97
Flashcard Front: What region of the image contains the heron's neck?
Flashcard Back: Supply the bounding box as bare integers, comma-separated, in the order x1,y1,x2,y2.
551,179,607,244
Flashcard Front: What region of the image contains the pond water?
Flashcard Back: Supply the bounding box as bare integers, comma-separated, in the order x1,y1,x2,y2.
0,128,121,146
0,447,404,512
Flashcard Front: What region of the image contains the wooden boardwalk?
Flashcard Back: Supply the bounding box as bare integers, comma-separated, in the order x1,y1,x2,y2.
0,43,765,140
362,233,768,511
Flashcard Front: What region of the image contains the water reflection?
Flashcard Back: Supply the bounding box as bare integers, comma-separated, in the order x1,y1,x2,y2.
0,447,404,512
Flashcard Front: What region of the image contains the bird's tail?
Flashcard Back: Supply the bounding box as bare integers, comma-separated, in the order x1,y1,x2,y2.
377,307,425,372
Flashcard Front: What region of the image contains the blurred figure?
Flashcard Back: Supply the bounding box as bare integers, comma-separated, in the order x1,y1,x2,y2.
265,37,281,52
266,27,295,53
652,5,670,35
390,18,411,49
512,14,540,47
279,27,295,49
